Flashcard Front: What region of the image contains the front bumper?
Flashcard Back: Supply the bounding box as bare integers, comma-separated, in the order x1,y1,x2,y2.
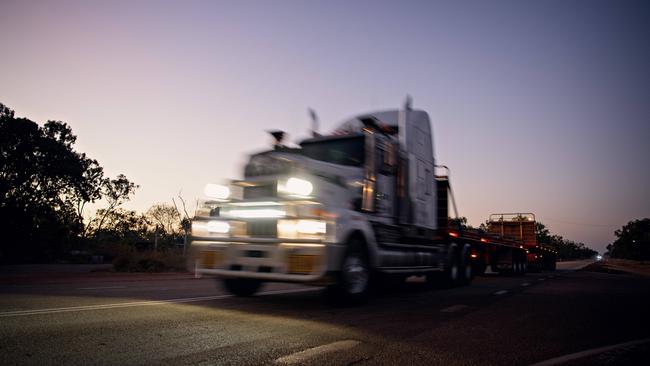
191,236,342,283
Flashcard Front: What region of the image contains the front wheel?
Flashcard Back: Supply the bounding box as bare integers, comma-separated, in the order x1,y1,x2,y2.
328,243,371,304
222,278,263,297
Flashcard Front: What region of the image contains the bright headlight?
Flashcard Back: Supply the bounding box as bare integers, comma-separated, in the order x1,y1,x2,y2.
280,177,313,196
192,220,230,237
278,219,326,239
207,221,230,234
204,183,230,200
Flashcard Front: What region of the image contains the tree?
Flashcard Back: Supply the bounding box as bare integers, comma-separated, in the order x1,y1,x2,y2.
88,208,150,245
145,203,181,242
608,218,650,260
90,174,139,240
0,103,137,263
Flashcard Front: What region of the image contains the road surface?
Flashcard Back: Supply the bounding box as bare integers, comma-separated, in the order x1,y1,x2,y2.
1,260,648,365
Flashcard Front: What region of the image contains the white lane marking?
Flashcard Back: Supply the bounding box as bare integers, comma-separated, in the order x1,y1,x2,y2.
521,283,530,287
493,290,509,295
77,286,127,290
275,340,360,365
538,278,546,281
0,288,318,317
528,337,650,366
440,304,468,313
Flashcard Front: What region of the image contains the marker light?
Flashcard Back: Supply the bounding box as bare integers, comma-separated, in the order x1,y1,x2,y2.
204,184,230,200
281,177,313,196
207,221,230,234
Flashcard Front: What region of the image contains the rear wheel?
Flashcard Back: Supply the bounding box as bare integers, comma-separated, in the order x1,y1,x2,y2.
460,245,473,285
428,245,460,288
222,278,262,297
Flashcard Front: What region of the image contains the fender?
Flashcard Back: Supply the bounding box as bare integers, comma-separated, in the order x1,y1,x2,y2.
334,209,380,269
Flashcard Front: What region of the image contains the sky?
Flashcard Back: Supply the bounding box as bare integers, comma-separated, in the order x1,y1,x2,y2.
1,0,649,253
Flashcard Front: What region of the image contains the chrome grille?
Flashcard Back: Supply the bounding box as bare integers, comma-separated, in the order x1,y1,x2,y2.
246,220,277,237
243,184,277,199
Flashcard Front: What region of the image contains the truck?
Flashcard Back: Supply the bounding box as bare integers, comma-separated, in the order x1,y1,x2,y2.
190,102,557,302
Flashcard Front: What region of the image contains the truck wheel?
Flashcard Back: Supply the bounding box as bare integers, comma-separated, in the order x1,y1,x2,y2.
222,278,262,297
328,239,371,304
460,245,472,285
428,245,460,288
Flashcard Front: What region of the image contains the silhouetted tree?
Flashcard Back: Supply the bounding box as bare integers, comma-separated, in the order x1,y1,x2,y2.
88,208,150,245
0,103,136,263
145,203,181,243
607,218,650,260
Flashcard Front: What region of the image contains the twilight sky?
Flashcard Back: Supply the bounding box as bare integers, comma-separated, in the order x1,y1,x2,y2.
1,0,649,252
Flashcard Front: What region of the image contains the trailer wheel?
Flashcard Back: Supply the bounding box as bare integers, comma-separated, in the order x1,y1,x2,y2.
222,278,263,297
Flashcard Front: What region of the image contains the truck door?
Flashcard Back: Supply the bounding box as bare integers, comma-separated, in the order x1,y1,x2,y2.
361,132,397,224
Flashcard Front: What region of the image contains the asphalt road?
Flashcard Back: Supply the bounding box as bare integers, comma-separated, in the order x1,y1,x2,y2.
1,260,649,366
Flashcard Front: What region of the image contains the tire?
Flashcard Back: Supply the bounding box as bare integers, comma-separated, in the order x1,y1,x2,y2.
460,245,472,286
328,238,371,304
428,244,460,288
222,278,262,297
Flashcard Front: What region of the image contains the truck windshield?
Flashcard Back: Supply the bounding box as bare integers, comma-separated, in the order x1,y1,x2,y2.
300,135,365,167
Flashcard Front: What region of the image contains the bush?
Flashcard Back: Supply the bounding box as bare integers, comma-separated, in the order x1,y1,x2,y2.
111,249,185,272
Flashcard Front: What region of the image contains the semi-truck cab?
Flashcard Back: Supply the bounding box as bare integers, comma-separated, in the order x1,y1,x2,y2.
190,104,553,301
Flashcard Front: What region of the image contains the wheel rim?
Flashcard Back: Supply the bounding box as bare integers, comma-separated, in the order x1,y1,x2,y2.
343,256,369,294
450,263,458,281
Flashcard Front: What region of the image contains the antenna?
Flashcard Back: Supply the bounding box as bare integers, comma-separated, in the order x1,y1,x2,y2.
308,108,320,137
404,95,413,111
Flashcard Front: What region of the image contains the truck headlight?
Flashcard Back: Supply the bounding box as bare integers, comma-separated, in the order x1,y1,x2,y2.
192,220,230,237
204,183,230,200
278,219,326,239
207,221,230,234
279,177,313,197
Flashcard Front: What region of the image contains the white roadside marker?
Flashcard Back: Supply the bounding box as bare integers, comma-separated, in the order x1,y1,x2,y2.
275,340,360,365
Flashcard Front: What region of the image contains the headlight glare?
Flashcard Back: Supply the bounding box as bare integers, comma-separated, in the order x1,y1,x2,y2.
280,177,313,196
207,221,230,234
204,183,230,200
278,219,326,239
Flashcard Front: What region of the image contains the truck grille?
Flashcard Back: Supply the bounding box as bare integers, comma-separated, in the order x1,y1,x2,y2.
243,184,277,199
246,220,277,237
